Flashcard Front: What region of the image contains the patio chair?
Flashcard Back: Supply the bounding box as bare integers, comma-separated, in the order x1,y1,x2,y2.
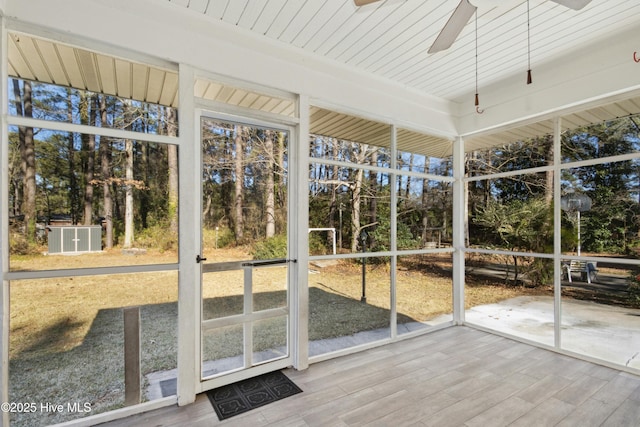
564,260,598,284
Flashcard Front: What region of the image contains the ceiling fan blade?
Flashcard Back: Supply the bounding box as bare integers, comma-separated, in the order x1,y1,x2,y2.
550,0,592,10
428,0,477,54
354,0,382,6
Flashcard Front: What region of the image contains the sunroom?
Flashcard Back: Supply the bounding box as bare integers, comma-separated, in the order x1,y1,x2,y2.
2,0,640,426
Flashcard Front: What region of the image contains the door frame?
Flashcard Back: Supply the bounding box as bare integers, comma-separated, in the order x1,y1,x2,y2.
195,110,297,393
177,66,309,405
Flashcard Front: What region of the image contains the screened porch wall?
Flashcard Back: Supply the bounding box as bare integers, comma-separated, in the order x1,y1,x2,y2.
462,115,640,372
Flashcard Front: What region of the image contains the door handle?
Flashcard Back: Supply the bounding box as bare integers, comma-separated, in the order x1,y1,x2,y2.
241,258,295,267
196,254,207,263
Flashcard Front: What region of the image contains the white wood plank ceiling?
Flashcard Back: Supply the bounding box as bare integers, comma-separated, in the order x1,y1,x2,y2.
163,0,640,153
166,0,640,102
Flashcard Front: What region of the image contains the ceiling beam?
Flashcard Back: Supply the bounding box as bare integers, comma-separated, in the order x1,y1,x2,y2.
456,25,640,136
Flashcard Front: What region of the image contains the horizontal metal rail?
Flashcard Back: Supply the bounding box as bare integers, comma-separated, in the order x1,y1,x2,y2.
201,258,295,273
241,258,294,267
201,307,289,331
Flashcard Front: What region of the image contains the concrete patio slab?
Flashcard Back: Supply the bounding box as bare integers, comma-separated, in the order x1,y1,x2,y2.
465,295,640,370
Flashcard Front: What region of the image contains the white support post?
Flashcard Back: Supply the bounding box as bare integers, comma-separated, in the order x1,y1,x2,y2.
0,15,10,427
244,268,253,369
452,137,466,324
389,124,398,339
177,63,199,406
308,228,336,255
292,94,310,371
553,117,562,349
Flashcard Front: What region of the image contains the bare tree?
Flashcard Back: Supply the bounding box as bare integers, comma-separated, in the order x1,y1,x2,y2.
12,79,36,242
99,95,114,248
369,149,378,233
276,131,287,229
66,89,80,224
167,108,179,235
328,138,339,248
8,133,23,217
421,175,430,246
123,138,134,248
544,135,554,205
80,93,97,225
265,130,276,238
404,153,413,202
350,144,367,252
234,125,245,243
123,100,135,248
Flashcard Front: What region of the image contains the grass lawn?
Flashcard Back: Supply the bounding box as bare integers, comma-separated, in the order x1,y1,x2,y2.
9,260,178,427
8,248,550,426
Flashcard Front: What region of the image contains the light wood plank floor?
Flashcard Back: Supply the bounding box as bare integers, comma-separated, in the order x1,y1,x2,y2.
100,326,640,427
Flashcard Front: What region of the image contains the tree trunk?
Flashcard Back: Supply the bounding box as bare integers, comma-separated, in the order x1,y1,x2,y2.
369,149,378,229
99,96,114,248
328,138,338,248
13,80,36,242
350,144,367,252
11,79,24,218
139,137,149,229
404,153,413,202
66,89,79,224
351,168,364,252
277,131,286,228
234,125,245,243
545,135,554,206
464,151,477,247
421,176,429,246
124,138,135,248
123,101,135,248
9,151,22,217
167,107,179,235
265,130,276,238
81,94,96,225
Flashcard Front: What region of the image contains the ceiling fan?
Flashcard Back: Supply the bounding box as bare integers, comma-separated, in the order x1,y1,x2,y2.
353,0,592,53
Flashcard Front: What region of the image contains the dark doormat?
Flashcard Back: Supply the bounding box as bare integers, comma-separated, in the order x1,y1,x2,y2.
207,370,303,420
